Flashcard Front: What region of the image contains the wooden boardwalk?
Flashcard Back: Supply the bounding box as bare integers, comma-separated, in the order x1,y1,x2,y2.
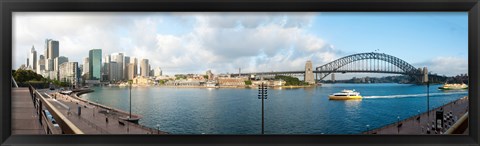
365,96,469,134
12,88,45,134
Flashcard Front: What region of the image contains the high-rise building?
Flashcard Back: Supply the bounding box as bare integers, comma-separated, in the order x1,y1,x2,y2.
83,57,89,77
127,63,135,80
59,62,78,86
45,59,54,71
140,59,149,77
54,56,68,71
29,46,37,70
109,62,120,82
102,55,111,81
111,53,124,80
154,67,162,77
45,39,59,59
131,57,138,78
37,55,45,73
89,49,102,80
124,56,130,80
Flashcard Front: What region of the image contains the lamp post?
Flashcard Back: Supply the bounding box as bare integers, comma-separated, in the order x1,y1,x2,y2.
258,82,267,134
129,80,133,119
427,81,430,121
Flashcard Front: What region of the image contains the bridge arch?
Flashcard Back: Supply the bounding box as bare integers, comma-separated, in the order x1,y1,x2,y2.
315,52,423,80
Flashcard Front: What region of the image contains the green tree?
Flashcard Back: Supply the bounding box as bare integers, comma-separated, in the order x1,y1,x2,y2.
244,80,252,85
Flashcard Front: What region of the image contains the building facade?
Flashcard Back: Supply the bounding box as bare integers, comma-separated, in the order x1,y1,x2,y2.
59,62,79,86
45,39,59,60
29,46,37,71
89,49,102,80
140,59,149,77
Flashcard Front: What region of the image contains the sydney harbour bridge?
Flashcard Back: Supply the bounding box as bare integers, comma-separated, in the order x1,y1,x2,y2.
232,52,443,84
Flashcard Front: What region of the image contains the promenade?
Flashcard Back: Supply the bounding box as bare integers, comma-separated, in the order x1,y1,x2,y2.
364,96,469,134
46,91,168,134
12,88,44,134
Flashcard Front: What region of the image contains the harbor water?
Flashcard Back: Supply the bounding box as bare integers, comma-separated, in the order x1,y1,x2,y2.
79,83,468,134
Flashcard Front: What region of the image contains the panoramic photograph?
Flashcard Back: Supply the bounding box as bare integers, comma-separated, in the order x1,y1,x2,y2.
11,12,468,135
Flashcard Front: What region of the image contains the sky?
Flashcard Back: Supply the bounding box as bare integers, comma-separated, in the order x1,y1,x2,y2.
13,12,468,79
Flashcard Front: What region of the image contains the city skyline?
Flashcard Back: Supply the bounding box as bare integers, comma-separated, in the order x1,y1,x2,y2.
13,12,468,78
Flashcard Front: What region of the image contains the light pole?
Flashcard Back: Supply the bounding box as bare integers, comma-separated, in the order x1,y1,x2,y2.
157,124,160,134
258,82,267,134
427,81,430,122
129,80,133,119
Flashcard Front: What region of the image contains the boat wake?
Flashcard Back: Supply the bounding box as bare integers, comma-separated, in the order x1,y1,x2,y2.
363,92,468,99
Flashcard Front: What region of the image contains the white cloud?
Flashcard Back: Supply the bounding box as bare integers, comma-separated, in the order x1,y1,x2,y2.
413,56,468,76
13,12,340,75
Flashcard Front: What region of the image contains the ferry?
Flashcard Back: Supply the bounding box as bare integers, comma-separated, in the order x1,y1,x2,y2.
438,83,468,90
328,89,362,100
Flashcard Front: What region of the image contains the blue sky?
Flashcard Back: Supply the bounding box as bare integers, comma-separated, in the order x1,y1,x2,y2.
13,12,468,78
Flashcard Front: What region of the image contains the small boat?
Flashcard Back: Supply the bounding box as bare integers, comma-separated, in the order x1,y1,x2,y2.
438,83,468,90
329,89,362,100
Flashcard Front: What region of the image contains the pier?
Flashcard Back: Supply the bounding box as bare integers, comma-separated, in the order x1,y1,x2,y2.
364,96,469,134
12,86,168,134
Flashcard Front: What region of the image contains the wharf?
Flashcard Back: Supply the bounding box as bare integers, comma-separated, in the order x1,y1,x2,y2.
364,96,469,134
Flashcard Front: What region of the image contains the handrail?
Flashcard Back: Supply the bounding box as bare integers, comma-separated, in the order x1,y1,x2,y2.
445,112,468,134
12,76,19,88
32,86,84,134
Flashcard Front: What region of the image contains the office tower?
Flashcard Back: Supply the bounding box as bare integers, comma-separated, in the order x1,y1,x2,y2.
140,59,149,77
45,59,53,71
54,56,68,71
45,39,59,59
131,57,138,78
127,64,135,80
88,49,102,80
83,57,89,77
102,55,111,81
29,46,37,70
124,56,130,80
154,67,162,77
111,53,124,80
59,62,78,86
109,62,120,82
37,55,45,73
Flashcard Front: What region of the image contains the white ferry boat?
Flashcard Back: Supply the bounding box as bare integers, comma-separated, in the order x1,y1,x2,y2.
328,89,362,100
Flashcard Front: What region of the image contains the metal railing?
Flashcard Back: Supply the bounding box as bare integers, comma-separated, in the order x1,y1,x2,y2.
28,85,84,134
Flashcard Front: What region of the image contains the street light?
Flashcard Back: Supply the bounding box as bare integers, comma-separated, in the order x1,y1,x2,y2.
258,82,268,134
129,80,133,119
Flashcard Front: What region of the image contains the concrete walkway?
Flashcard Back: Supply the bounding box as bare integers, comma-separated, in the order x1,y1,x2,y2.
365,96,469,134
12,88,45,134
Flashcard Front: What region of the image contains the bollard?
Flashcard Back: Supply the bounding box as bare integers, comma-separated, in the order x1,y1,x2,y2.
78,106,81,116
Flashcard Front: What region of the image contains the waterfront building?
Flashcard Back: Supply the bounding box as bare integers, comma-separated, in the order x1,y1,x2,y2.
140,59,149,77
133,76,153,86
88,49,102,80
304,60,315,84
59,62,79,86
165,79,204,86
28,46,37,71
206,70,214,80
45,39,59,60
217,77,249,86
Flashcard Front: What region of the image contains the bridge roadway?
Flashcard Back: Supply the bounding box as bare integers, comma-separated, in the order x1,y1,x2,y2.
235,70,422,76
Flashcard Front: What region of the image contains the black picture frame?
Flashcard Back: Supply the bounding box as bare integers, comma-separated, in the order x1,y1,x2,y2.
1,0,479,146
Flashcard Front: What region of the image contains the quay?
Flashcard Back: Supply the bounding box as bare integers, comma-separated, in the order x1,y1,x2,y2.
364,96,469,134
12,86,168,134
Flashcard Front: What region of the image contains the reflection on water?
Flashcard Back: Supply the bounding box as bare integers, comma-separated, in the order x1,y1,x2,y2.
80,83,467,134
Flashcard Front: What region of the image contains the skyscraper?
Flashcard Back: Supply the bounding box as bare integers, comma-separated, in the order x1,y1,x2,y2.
83,57,89,77
127,63,135,80
131,57,138,78
54,56,68,80
45,59,53,71
89,49,102,80
29,46,37,70
45,39,59,59
111,53,124,80
37,55,45,73
102,55,111,81
59,62,78,86
140,59,149,77
154,67,162,77
124,56,130,80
